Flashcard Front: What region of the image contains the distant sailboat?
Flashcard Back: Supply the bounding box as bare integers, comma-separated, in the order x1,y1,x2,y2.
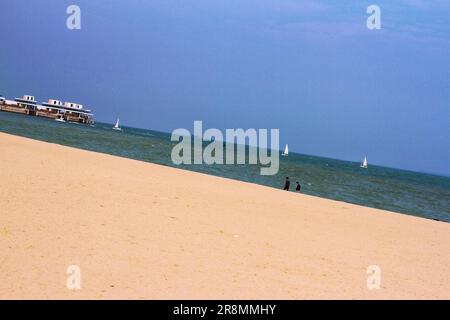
55,115,65,122
360,156,368,168
112,118,122,131
282,144,289,156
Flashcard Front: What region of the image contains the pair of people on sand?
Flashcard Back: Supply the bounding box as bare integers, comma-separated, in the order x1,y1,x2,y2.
283,176,301,192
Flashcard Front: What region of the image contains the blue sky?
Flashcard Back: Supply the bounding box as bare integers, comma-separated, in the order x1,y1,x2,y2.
0,0,449,175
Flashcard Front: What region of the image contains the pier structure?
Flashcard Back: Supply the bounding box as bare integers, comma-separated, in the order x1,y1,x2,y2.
0,94,94,124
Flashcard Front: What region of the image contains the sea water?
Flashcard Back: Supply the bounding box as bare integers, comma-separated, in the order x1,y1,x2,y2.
0,111,448,222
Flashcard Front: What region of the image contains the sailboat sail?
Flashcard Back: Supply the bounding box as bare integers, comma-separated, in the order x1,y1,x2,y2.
282,144,289,156
113,118,121,130
361,156,368,168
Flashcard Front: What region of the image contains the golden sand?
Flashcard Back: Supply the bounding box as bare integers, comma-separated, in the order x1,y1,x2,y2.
0,132,449,299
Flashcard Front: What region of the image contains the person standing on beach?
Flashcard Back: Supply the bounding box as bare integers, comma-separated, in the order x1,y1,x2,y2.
296,181,301,192
283,177,290,191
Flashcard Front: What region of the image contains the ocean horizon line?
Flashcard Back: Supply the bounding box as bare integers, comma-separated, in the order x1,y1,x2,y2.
96,119,450,180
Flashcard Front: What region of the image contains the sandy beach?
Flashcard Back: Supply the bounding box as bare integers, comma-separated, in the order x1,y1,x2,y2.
0,132,449,299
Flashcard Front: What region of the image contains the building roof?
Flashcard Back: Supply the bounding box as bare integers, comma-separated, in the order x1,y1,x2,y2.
41,104,93,116
14,99,38,106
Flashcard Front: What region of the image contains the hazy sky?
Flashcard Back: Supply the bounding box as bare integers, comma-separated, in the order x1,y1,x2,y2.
0,0,449,175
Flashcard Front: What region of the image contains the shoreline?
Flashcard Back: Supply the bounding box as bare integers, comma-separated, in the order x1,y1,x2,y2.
0,132,449,299
0,110,448,223
2,126,447,223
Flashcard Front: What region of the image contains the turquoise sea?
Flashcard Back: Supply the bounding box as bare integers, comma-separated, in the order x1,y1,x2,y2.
1,111,449,222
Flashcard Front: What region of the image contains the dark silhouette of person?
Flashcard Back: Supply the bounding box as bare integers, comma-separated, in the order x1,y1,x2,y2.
283,177,290,191
296,181,301,192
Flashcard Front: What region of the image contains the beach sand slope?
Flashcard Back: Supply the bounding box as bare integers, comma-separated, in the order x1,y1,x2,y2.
0,132,449,299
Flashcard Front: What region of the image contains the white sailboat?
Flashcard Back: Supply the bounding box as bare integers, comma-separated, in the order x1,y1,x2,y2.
282,144,289,156
55,115,65,122
360,156,368,168
112,117,122,131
